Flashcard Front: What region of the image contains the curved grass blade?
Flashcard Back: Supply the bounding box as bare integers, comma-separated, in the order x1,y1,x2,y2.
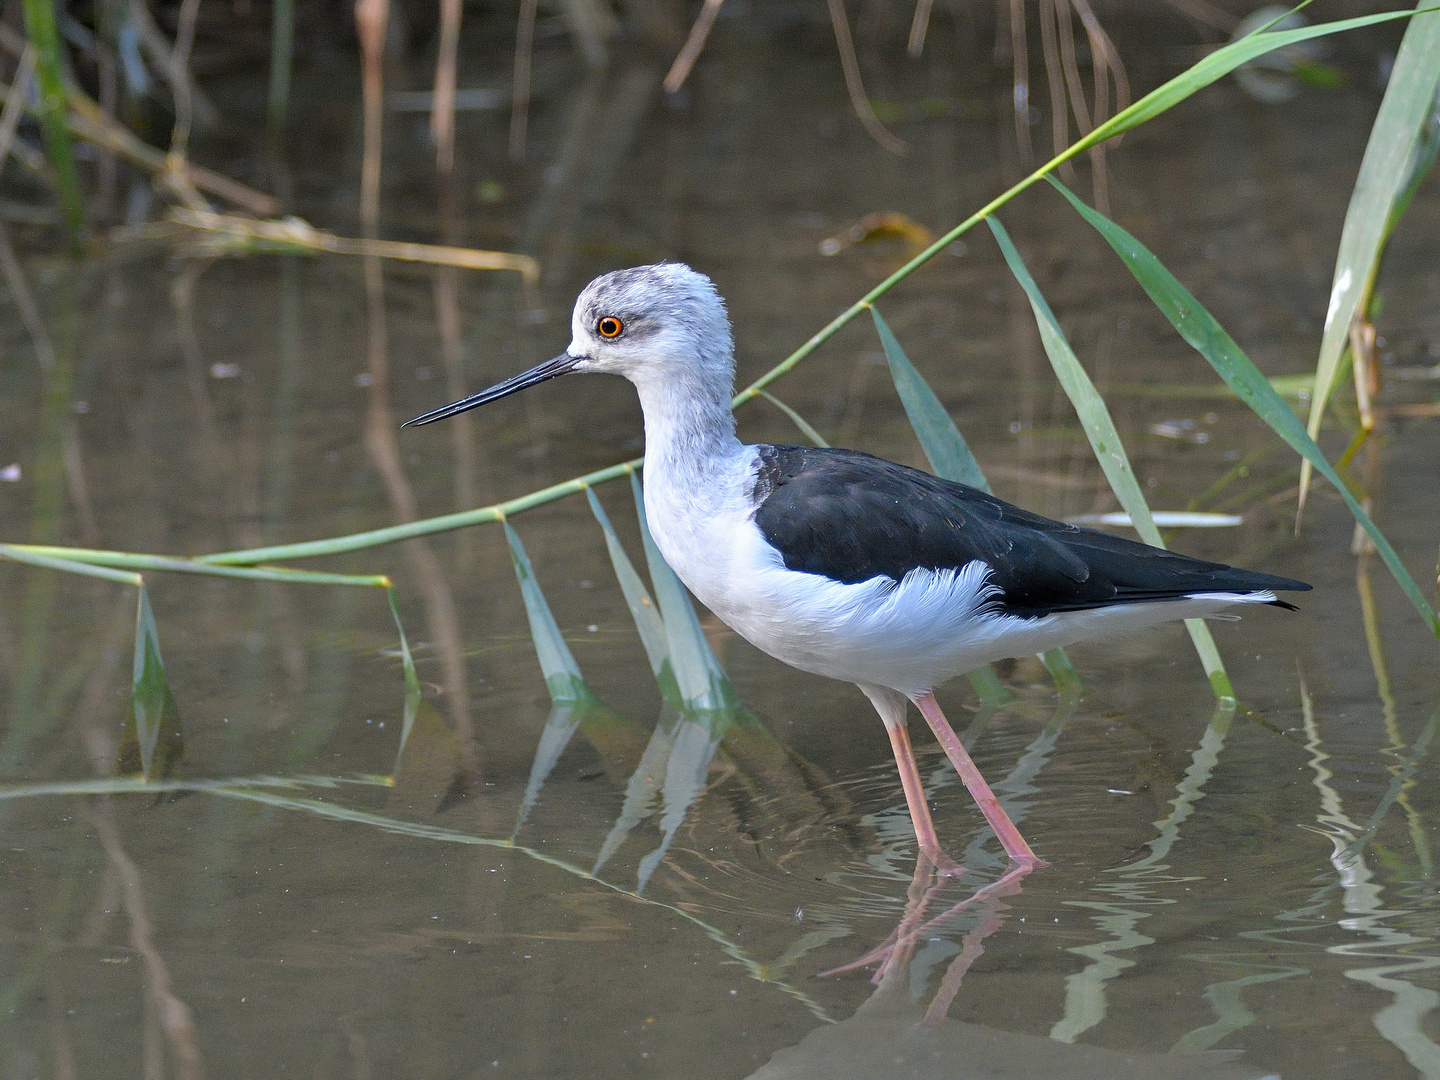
629,472,738,714
636,714,724,893
872,306,989,490
1048,178,1440,639
513,702,587,839
594,707,679,875
386,587,424,770
503,521,592,704
758,390,829,448
1299,9,1440,515
987,215,1234,700
584,484,676,704
121,586,184,781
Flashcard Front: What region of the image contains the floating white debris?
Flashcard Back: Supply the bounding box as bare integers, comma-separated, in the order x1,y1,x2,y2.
0,463,19,482
209,362,241,379
1068,512,1244,528
1148,418,1210,443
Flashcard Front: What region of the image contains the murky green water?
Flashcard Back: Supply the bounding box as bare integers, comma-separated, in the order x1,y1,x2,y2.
2,13,1440,1079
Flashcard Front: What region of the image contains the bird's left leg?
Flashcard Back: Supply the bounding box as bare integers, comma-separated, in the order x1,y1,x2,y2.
912,690,1048,868
859,684,963,877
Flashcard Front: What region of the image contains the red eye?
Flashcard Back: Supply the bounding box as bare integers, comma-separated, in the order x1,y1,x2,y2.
597,316,623,338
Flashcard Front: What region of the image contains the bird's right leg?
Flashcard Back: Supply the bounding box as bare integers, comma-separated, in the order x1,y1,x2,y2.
913,690,1047,868
859,684,964,877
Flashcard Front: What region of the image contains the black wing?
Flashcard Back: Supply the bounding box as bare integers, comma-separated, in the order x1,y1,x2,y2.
750,445,1310,618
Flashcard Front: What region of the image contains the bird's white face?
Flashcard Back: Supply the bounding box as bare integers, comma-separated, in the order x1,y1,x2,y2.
565,263,734,390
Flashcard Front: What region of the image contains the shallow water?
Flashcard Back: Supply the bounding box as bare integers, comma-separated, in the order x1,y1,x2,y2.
2,11,1440,1079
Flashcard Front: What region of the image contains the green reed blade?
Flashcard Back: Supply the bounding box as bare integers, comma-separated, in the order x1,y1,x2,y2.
1300,10,1440,511
987,215,1234,701
503,521,591,704
1048,178,1440,639
0,544,142,586
758,390,829,447
872,306,989,491
19,0,83,240
385,587,424,771
585,484,673,694
872,306,1075,701
1,545,389,587
629,472,737,713
513,702,587,839
121,586,184,781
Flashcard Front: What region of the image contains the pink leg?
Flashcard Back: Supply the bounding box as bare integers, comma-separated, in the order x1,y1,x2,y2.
886,722,964,878
913,691,1048,868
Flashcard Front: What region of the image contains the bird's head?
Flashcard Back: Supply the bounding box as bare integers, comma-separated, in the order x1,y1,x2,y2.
403,263,734,428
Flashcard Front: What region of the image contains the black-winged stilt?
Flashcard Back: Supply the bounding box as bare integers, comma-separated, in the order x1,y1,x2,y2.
405,263,1310,871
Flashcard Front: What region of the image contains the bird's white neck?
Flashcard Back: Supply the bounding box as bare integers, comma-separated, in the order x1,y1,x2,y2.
631,364,745,484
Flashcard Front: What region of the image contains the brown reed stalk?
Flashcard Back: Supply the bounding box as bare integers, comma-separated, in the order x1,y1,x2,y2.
1037,0,1075,182
1008,0,1032,165
824,0,905,155
509,0,538,161
663,0,724,94
907,0,935,57
355,0,388,233
432,0,462,172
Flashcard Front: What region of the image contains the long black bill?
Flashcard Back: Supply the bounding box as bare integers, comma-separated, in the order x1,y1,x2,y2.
402,352,583,427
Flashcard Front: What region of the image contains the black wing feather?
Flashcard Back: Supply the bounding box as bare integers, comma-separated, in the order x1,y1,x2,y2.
750,446,1310,618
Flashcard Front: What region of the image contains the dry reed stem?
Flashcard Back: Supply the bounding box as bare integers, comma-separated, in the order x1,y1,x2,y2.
1068,0,1126,209
168,0,202,162
432,265,480,571
663,0,724,95
907,0,934,57
824,0,906,155
0,222,54,371
1069,0,1129,123
355,0,388,233
510,0,539,160
1037,0,1074,181
122,0,218,126
361,253,479,780
1350,319,1377,433
1055,0,1089,132
165,208,540,281
1008,0,1032,165
0,74,282,214
433,0,462,172
92,812,206,1080
1054,0,1107,210
0,47,34,176
95,41,118,218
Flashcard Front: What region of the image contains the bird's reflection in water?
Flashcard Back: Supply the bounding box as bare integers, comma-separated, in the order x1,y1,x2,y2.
751,855,1279,1080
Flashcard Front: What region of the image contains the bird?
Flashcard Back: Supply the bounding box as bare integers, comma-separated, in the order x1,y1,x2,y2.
404,263,1310,871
